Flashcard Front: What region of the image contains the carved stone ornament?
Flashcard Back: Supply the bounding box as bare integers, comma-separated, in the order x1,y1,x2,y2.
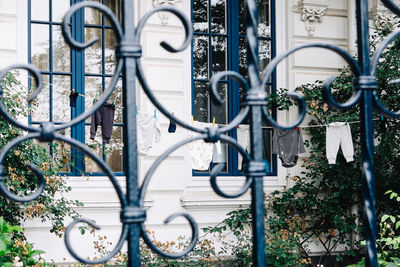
375,10,400,30
152,0,182,25
300,6,327,36
297,0,328,37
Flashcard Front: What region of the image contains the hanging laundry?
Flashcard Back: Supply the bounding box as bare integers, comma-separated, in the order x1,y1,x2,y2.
326,122,354,164
137,112,161,155
168,112,177,133
237,125,250,170
69,91,79,107
90,102,115,144
212,141,226,163
272,128,306,168
186,121,214,171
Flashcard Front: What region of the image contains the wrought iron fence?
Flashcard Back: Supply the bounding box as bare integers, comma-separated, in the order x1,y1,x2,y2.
0,0,400,266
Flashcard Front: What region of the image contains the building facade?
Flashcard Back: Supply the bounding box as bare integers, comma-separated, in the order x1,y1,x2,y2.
0,0,389,262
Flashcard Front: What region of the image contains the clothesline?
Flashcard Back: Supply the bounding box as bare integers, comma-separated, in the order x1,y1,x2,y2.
236,118,380,130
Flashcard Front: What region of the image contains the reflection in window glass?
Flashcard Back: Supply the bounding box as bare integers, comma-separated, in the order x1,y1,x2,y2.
53,0,70,22
193,0,208,33
53,26,71,72
31,0,49,21
53,75,71,122
105,29,117,74
31,75,50,121
211,83,227,125
85,27,102,74
31,24,50,71
212,37,227,74
193,36,209,79
106,78,123,123
211,0,226,34
193,82,209,123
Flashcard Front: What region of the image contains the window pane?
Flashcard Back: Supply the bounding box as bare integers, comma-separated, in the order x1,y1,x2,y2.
85,76,103,123
258,0,271,37
192,0,208,33
211,0,226,34
193,82,209,123
54,128,71,172
85,125,103,173
31,75,50,121
31,24,50,71
52,75,71,122
193,36,209,79
85,27,102,73
85,0,102,25
106,126,123,172
53,26,71,72
239,37,247,78
212,36,227,74
31,0,49,21
239,0,272,37
239,0,246,35
262,128,273,171
105,0,122,25
211,83,227,125
106,78,122,123
52,0,70,22
259,39,271,73
105,29,117,74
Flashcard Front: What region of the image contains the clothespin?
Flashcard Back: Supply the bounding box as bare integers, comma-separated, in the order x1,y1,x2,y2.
112,101,115,109
345,117,349,125
326,118,329,127
154,109,156,118
93,92,98,103
296,126,299,131
136,105,138,115
191,115,194,125
212,117,215,126
70,89,79,107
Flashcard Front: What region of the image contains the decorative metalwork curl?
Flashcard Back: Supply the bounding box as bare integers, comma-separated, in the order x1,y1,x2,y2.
370,28,400,117
140,212,198,259
381,0,400,16
65,218,129,264
0,64,43,132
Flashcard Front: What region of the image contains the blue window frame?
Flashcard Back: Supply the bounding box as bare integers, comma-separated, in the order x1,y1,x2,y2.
191,0,276,176
28,0,123,176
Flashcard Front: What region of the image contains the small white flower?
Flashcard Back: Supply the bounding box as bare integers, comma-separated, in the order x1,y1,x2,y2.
13,256,20,262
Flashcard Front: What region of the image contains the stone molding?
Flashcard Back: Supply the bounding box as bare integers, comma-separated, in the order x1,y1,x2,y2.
297,0,328,37
152,0,182,25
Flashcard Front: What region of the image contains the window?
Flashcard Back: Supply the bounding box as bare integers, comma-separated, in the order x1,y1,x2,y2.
28,0,123,175
191,0,276,176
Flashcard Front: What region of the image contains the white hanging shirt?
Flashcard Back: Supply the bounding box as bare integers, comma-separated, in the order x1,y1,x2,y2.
137,113,161,155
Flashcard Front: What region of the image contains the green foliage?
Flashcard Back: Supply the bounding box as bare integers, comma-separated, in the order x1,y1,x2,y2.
263,22,400,263
0,72,83,236
0,217,45,267
202,208,310,266
348,191,400,266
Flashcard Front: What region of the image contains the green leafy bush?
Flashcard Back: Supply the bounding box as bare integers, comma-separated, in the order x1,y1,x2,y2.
0,72,83,236
0,217,45,267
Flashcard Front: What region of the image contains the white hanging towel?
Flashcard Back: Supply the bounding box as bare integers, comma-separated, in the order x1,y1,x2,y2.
137,112,161,155
326,122,354,164
186,121,214,171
